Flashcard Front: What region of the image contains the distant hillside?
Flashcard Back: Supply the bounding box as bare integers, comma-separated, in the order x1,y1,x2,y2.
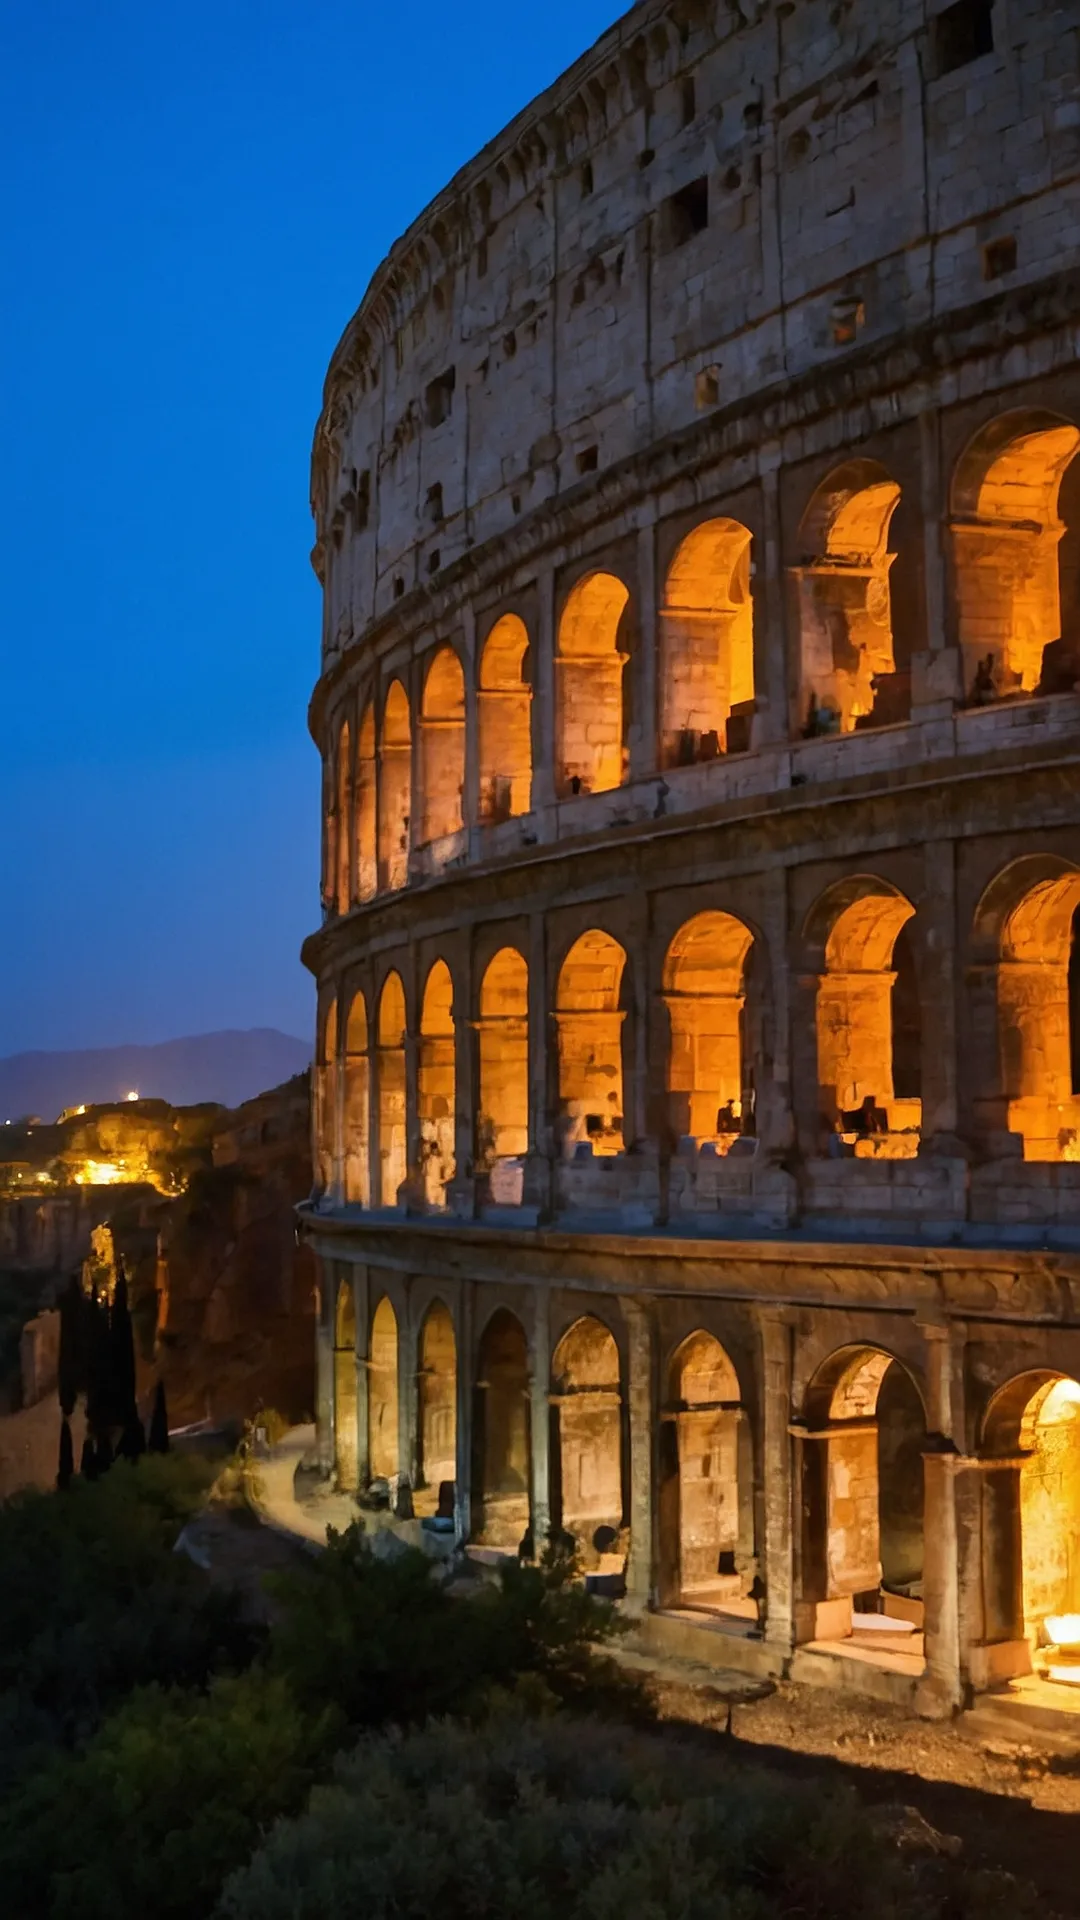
0,1030,312,1121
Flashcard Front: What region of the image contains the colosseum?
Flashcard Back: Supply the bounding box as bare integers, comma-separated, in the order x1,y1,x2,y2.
301,0,1080,1720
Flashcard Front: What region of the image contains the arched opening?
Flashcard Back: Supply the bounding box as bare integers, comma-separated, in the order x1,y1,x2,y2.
663,912,755,1148
315,995,337,1191
419,647,465,849
975,861,1080,1159
662,1331,752,1615
333,1280,358,1489
418,959,455,1207
416,1301,456,1518
554,931,626,1157
376,972,407,1206
368,1295,399,1483
660,518,755,765
812,882,921,1152
378,680,411,892
343,990,370,1206
982,1372,1080,1678
794,461,905,735
951,410,1080,700
801,1347,926,1659
478,615,532,822
551,1317,624,1569
478,947,529,1199
335,719,351,910
356,702,377,901
472,1308,530,1548
555,571,630,796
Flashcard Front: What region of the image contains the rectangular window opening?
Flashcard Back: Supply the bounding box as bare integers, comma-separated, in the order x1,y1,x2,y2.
575,445,598,475
933,0,993,76
664,175,709,249
424,367,456,428
982,234,1016,280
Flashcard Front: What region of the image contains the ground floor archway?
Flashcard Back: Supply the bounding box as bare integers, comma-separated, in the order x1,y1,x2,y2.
416,1301,456,1516
368,1295,399,1484
660,1331,753,1615
333,1279,358,1490
472,1308,530,1549
550,1316,624,1569
983,1371,1080,1676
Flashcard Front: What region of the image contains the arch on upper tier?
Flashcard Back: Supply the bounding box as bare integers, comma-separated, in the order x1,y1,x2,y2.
660,518,755,766
419,647,466,849
478,614,532,821
555,571,630,797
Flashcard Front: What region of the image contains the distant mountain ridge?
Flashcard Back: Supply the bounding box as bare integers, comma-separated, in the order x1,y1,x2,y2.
0,1029,312,1121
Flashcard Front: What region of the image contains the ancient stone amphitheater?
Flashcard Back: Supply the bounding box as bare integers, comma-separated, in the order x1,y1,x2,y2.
301,0,1080,1717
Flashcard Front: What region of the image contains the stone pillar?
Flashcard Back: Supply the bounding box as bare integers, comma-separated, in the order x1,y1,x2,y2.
918,839,961,1147
524,909,553,1214
529,1285,551,1552
531,566,557,819
624,1298,656,1609
450,942,477,1217
461,602,479,833
911,406,964,717
315,1258,335,1476
403,1027,422,1212
760,1310,795,1651
626,890,651,1151
332,1023,347,1204
399,1289,419,1497
629,516,658,781
754,450,791,747
353,1265,371,1490
916,1317,966,1718
454,1283,473,1545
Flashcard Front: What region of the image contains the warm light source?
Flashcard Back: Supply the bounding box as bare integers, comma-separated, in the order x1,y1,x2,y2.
126,1089,139,1102
1045,1614,1080,1650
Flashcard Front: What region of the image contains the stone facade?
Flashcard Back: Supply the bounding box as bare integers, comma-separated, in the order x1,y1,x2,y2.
302,0,1080,1713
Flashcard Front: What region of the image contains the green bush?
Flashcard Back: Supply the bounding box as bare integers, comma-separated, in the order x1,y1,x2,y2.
0,1454,253,1782
268,1526,636,1729
0,1672,336,1920
217,1714,1039,1920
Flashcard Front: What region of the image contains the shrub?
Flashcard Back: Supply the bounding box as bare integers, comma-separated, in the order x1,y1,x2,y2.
217,1714,1038,1920
267,1527,636,1729
0,1672,337,1920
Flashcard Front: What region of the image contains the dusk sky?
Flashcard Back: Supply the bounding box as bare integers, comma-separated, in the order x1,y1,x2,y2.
0,0,618,1058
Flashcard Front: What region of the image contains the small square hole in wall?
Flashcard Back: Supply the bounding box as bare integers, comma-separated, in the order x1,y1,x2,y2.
664,175,709,248
424,366,456,428
393,576,406,600
982,234,1017,280
576,445,598,475
580,159,594,198
933,0,994,76
681,76,696,126
695,365,721,409
426,482,444,525
830,295,865,345
427,549,441,576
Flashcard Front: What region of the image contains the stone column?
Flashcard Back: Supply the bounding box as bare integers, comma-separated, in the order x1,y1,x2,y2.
315,1257,335,1476
629,516,658,781
454,1282,473,1544
399,1287,419,1497
754,450,791,747
760,1309,795,1651
529,1285,551,1553
450,940,477,1217
461,602,479,835
531,566,557,821
918,839,961,1147
524,909,553,1214
624,1298,656,1610
353,1265,371,1490
916,1316,966,1718
332,1020,347,1204
911,406,963,717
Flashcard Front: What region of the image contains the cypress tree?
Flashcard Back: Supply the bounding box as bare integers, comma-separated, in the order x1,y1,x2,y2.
80,1434,98,1481
57,1418,74,1491
119,1411,146,1462
85,1284,112,1444
57,1276,83,1418
148,1380,170,1454
110,1258,137,1432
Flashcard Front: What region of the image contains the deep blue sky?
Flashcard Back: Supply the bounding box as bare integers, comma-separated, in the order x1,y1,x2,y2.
0,0,618,1056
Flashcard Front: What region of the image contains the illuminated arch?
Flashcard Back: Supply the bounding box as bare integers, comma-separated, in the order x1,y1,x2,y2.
555,931,627,1155
343,989,370,1206
808,879,920,1142
333,1279,358,1489
664,1331,750,1610
419,647,465,849
378,680,411,892
473,1307,530,1548
315,994,338,1191
951,409,1080,698
663,912,755,1143
478,947,529,1166
794,461,902,734
555,571,630,796
417,1300,456,1506
479,615,532,821
376,971,407,1206
368,1295,399,1481
551,1316,623,1557
971,855,1080,1160
356,702,377,901
418,959,455,1205
335,719,351,910
660,518,755,765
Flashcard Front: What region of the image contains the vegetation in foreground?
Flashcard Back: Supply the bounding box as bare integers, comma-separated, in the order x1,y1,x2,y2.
0,1459,1043,1920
